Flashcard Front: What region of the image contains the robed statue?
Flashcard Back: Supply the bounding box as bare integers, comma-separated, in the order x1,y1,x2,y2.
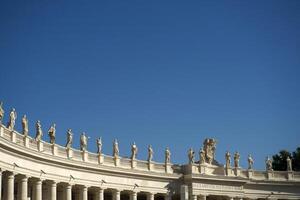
65,129,73,148
48,123,56,144
199,148,205,165
248,154,254,170
188,148,195,164
225,151,231,168
287,156,292,171
203,138,217,164
165,147,171,164
113,139,119,158
35,120,43,141
80,132,88,151
148,145,153,162
266,156,273,171
97,137,102,154
131,142,138,160
234,151,240,168
22,115,29,136
7,108,17,130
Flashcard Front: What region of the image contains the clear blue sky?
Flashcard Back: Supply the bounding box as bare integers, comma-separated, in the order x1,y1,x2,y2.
0,1,299,169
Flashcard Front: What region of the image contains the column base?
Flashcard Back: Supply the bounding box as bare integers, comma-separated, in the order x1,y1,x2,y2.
247,169,254,179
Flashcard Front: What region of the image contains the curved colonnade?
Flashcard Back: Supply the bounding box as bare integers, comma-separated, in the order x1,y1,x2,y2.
0,124,300,200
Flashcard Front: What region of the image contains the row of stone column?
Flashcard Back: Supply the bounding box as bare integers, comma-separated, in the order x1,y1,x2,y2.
0,170,166,200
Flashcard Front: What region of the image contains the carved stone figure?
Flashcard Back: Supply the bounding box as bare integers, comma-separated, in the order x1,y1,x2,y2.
113,139,119,158
188,148,195,164
203,138,217,164
165,147,171,164
97,137,102,154
225,151,231,168
248,154,254,170
199,148,205,165
7,108,17,130
22,115,29,136
48,123,56,144
287,156,292,171
131,142,138,160
65,129,73,148
234,151,240,168
0,101,4,123
80,132,88,151
148,145,153,162
266,156,273,171
35,120,43,141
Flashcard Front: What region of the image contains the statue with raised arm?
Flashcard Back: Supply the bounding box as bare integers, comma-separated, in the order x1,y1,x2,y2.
113,139,119,158
35,120,43,141
80,132,88,151
7,108,17,130
248,154,254,170
188,148,195,164
22,115,29,136
203,138,217,164
48,123,56,144
65,129,73,148
97,137,102,154
131,142,138,160
165,147,171,164
287,156,292,171
266,156,273,171
234,151,240,168
199,148,205,164
0,101,4,124
148,145,153,162
225,151,231,168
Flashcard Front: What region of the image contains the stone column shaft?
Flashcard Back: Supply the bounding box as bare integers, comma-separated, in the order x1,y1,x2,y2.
192,195,197,200
66,184,72,200
147,193,154,200
33,179,42,200
82,186,88,200
50,181,57,200
130,192,137,200
95,188,104,200
7,172,15,200
18,176,28,200
113,190,121,200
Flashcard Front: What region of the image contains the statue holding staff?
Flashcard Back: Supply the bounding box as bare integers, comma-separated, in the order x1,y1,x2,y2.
65,129,73,148
80,132,88,151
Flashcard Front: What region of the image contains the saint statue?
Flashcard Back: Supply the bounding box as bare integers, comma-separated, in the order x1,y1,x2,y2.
225,151,231,168
234,151,240,168
48,123,56,144
188,148,195,164
65,129,73,148
97,137,102,154
165,147,171,164
203,138,217,164
35,120,43,141
131,142,138,160
7,108,17,130
148,145,153,162
22,115,29,136
199,148,205,165
287,156,292,171
266,156,273,171
80,132,88,151
248,154,254,170
0,101,4,124
113,139,119,158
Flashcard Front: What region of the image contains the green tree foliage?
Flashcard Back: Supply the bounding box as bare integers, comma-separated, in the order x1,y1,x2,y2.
272,147,300,171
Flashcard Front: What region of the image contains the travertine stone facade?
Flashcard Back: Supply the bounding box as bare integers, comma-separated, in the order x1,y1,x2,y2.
0,123,300,200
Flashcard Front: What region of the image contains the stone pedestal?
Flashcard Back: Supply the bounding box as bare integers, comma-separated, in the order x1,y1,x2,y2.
234,167,241,176
98,154,104,164
247,169,254,179
148,161,153,171
287,171,294,180
199,164,206,174
165,163,173,173
51,144,57,155
266,170,274,179
11,131,16,143
37,141,43,152
131,159,137,169
66,148,73,159
0,126,4,137
82,150,88,161
24,136,29,148
114,156,120,166
225,167,233,176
